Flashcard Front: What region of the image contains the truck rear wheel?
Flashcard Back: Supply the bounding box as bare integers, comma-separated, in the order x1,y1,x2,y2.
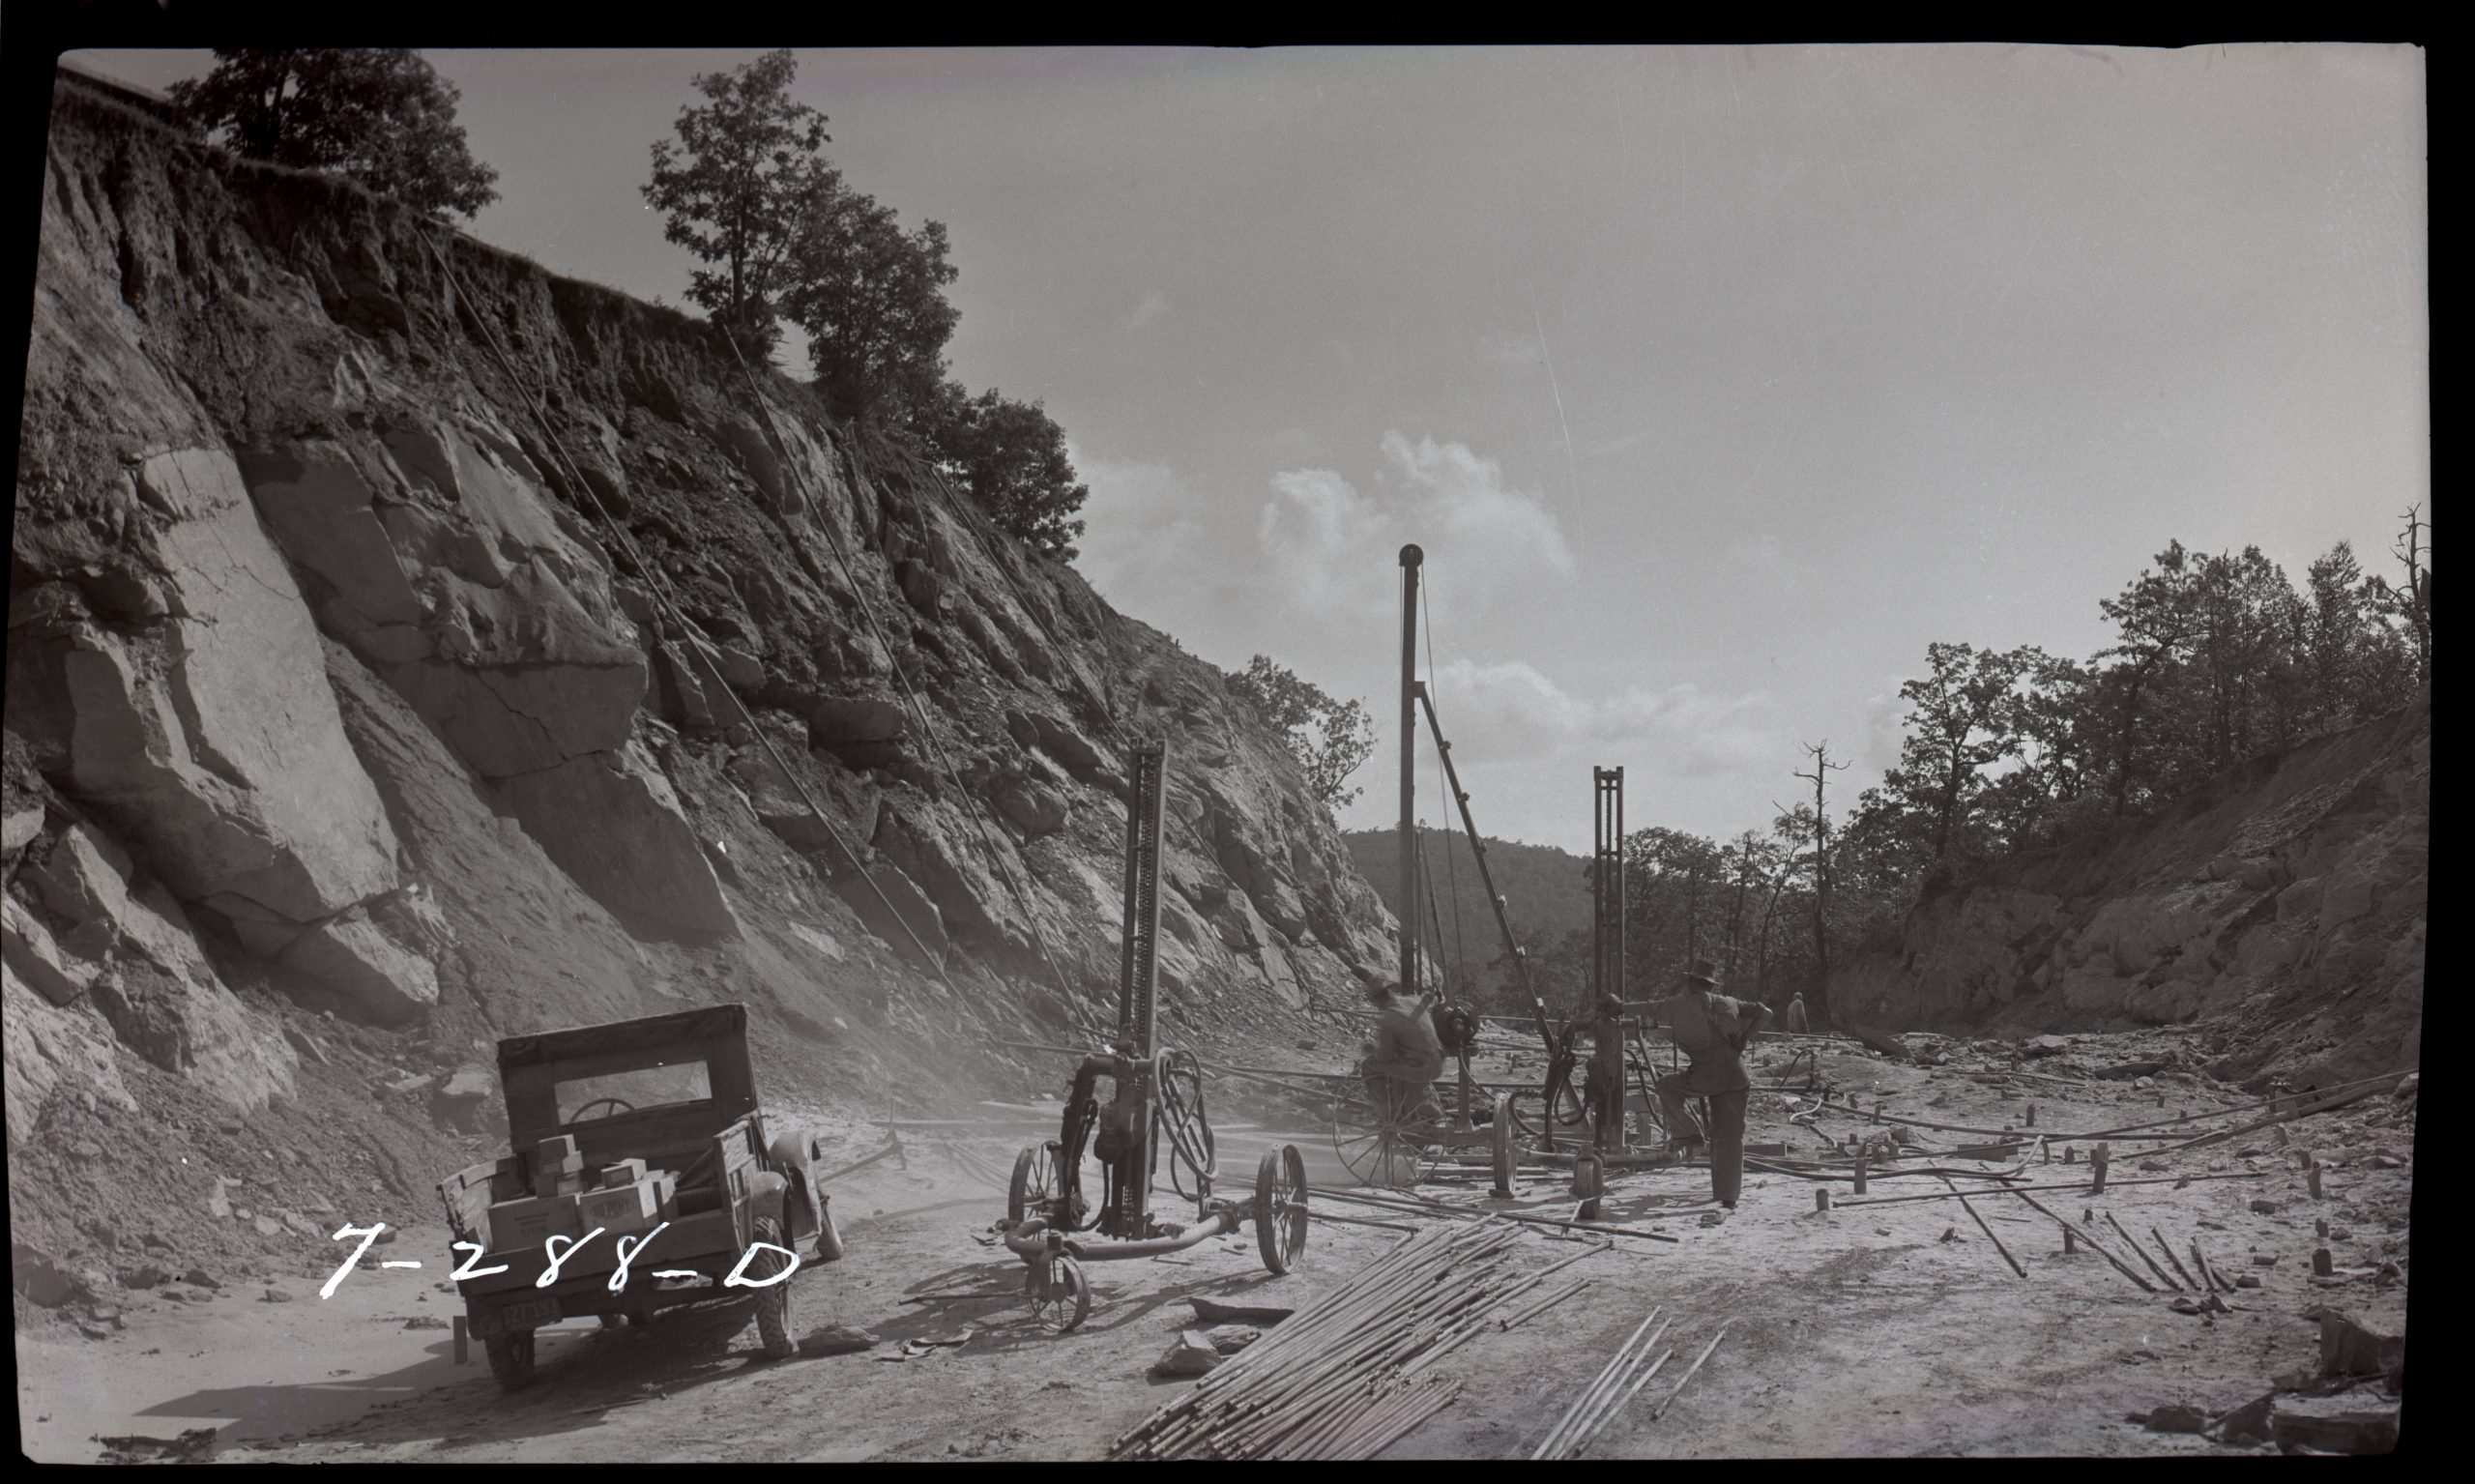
485,1330,536,1390
752,1216,797,1360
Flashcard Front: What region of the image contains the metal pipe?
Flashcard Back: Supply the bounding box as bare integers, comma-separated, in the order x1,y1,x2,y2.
1400,544,1422,998
1569,1347,1674,1455
1647,1326,1730,1422
2103,1210,2184,1291
1835,1170,2265,1206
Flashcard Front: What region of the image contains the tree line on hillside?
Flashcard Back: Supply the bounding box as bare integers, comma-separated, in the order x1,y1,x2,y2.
1339,521,2431,1031
161,49,1090,558
1555,521,2431,1028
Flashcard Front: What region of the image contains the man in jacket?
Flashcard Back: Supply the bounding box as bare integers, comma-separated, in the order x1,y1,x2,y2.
1646,959,1770,1208
1359,977,1446,1121
1783,992,1810,1033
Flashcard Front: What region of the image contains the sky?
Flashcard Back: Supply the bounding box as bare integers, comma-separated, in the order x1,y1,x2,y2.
63,45,2429,854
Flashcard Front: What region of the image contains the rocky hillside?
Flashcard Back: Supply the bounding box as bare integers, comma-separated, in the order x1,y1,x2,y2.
1833,702,2428,1089
5,77,1397,1286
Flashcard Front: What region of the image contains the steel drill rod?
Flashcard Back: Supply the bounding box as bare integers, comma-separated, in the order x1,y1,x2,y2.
1310,1208,1421,1233
1499,1277,1591,1330
1944,1177,2028,1278
1645,1326,1730,1422
2207,1241,2240,1295
1339,1384,1433,1460
2150,1226,2202,1290
1533,1307,1663,1459
2104,1210,2185,1291
1347,1382,1459,1461
1355,1384,1445,1464
1326,1394,1408,1461
1559,1317,1674,1452
2005,1190,2158,1293
1559,1322,1668,1457
1570,1346,1677,1457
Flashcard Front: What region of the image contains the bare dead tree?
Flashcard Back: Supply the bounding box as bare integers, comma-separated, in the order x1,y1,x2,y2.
1793,741,1849,1028
2393,504,2431,690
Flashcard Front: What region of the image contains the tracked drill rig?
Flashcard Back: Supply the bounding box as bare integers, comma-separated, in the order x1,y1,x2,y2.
997,740,1310,1333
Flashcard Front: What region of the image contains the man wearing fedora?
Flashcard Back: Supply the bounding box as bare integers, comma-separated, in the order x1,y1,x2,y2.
1646,958,1771,1208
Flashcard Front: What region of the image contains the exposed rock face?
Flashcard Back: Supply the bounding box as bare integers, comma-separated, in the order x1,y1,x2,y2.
10,80,1399,1136
1832,704,2429,1085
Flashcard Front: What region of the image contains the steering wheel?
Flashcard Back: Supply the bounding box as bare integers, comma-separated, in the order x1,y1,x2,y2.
568,1096,636,1122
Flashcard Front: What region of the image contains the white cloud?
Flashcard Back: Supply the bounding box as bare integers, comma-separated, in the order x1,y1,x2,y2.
1069,444,1210,613
1432,659,1775,764
1256,431,1574,620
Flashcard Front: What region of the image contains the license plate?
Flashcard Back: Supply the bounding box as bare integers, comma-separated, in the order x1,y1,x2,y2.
475,1295,561,1336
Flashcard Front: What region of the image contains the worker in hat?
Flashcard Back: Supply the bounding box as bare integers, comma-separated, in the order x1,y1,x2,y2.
1645,959,1771,1208
1783,992,1809,1033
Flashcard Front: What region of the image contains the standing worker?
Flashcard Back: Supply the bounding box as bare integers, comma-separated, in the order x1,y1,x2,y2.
1783,991,1809,1033
1646,959,1771,1208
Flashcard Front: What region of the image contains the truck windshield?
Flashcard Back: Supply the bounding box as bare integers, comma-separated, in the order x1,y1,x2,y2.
557,1060,712,1123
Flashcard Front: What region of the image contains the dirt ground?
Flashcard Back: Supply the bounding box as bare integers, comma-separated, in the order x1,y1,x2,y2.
14,1028,2413,1462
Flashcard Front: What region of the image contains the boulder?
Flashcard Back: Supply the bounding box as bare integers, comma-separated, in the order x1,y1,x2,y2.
1152,1329,1223,1378
276,910,441,1021
895,559,946,617
2314,1310,2403,1382
1011,709,1117,783
653,642,723,730
992,779,1068,838
61,569,399,925
808,696,908,766
2,961,138,1139
11,1245,94,1308
3,896,94,1007
796,1324,879,1357
2272,1397,2399,1455
2,805,44,859
497,742,740,940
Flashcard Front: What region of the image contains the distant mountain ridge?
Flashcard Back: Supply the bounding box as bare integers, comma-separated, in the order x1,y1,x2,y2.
1342,827,1591,1000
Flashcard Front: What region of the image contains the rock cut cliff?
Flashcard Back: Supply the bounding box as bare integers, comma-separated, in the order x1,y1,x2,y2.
5,74,1397,1190
1832,703,2428,1089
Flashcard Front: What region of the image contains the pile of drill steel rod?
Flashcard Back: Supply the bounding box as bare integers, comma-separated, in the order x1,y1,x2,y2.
1110,1219,1582,1460
1530,1316,1728,1458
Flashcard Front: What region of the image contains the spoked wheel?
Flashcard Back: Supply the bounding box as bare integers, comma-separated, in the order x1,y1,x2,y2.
749,1215,797,1360
1254,1146,1308,1275
1007,1143,1058,1227
1027,1255,1091,1335
1332,1081,1432,1190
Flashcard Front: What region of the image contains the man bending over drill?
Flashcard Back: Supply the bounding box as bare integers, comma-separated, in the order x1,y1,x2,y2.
1359,975,1446,1121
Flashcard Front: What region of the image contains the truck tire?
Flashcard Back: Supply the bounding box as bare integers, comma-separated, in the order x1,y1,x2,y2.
751,1216,797,1360
485,1330,537,1390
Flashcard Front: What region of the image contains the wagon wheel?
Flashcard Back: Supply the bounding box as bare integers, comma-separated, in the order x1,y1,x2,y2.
1007,1143,1058,1227
1332,1081,1435,1190
1254,1146,1308,1275
568,1096,635,1122
1027,1254,1091,1335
